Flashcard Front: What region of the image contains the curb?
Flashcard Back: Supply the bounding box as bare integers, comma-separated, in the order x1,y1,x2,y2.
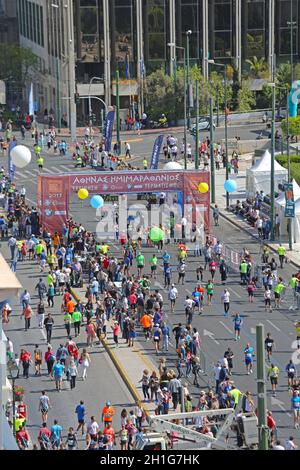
69,287,151,420
215,207,300,271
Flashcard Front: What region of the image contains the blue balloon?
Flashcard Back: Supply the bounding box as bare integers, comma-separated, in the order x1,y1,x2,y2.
224,179,237,193
90,195,104,209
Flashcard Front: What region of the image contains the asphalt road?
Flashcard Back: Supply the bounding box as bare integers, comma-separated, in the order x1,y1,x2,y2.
1,243,134,449
125,213,300,447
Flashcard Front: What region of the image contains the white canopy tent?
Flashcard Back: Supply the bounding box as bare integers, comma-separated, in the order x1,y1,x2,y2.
275,180,300,242
246,150,288,197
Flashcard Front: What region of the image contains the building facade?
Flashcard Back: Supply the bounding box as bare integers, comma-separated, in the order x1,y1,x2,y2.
17,0,300,122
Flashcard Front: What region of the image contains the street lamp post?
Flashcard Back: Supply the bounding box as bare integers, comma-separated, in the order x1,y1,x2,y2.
186,30,192,130
287,1,297,83
51,3,61,132
167,43,187,169
208,60,229,209
7,360,19,438
116,70,121,156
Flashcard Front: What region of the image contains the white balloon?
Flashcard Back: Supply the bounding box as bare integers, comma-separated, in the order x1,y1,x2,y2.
163,162,183,171
11,145,32,168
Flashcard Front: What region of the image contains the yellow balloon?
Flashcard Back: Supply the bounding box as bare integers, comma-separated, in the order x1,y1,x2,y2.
198,182,209,194
78,188,89,200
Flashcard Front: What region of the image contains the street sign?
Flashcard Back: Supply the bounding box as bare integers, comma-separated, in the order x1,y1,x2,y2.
284,182,295,218
0,81,6,105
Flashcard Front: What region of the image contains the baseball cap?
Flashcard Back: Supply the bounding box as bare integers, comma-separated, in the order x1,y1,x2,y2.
106,401,111,406
162,387,168,391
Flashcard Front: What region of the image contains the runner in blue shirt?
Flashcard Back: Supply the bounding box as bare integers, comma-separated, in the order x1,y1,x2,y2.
291,390,300,429
75,400,86,435
244,342,255,375
192,289,203,314
233,313,243,341
53,360,64,392
50,420,63,449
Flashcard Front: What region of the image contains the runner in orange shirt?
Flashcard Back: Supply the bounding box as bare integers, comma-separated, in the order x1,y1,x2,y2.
101,401,115,427
66,299,75,315
140,312,153,341
103,422,116,450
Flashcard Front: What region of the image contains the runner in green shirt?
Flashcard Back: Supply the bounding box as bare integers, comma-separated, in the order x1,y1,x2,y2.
136,252,145,278
72,310,82,337
274,277,285,309
206,280,214,306
150,255,158,279
64,312,72,337
278,245,286,269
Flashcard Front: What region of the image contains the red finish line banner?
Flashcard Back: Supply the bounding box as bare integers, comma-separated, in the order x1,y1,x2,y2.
38,170,210,234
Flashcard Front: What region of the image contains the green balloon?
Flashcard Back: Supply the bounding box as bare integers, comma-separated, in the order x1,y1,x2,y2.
149,227,164,242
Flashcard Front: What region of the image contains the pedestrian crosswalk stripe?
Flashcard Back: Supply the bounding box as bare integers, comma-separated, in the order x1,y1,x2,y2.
41,167,54,173
58,165,72,172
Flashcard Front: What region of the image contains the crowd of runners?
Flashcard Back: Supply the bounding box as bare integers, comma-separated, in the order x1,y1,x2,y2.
1,125,300,450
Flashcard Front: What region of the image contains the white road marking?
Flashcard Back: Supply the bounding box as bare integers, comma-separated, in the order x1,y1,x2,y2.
41,167,55,173
266,319,281,332
59,165,72,172
203,329,220,345
219,321,233,334
250,328,256,334
228,287,242,299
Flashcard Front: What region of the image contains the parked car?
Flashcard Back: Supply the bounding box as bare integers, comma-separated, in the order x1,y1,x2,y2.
189,117,216,135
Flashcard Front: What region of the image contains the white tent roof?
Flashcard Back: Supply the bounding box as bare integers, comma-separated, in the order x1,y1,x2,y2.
249,150,287,174
276,179,300,206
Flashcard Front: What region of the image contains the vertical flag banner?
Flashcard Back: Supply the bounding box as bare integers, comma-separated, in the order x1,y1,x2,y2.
150,135,164,169
125,53,130,80
8,140,17,181
104,110,115,152
29,83,34,116
284,182,295,218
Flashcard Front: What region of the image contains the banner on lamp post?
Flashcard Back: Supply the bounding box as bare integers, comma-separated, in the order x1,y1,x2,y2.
149,134,164,169
284,182,295,218
103,110,115,152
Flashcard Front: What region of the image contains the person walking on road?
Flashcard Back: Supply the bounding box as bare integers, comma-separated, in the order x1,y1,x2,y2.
265,333,275,362
75,400,86,435
34,344,42,376
20,348,32,379
222,288,230,316
39,391,51,423
50,420,63,450
20,303,32,331
291,390,300,429
274,278,285,309
53,360,65,392
244,342,255,375
44,313,54,343
233,313,243,341
278,244,286,269
68,357,78,390
35,278,47,301
205,280,214,306
45,346,55,376
37,302,45,328
101,402,115,427
168,284,178,313
264,286,272,312
79,349,91,380
286,360,297,390
267,364,280,397
63,310,72,337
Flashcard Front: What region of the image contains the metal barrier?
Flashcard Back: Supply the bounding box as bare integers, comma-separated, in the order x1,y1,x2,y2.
207,234,242,273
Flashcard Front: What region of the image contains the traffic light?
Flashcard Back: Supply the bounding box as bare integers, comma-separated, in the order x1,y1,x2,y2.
74,92,80,105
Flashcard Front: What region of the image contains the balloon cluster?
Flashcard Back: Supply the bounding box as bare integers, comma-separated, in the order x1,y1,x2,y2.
77,189,104,209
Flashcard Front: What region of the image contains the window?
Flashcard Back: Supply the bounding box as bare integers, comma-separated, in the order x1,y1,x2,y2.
180,1,203,60
79,2,100,62
40,6,44,47
115,1,134,64
148,0,166,60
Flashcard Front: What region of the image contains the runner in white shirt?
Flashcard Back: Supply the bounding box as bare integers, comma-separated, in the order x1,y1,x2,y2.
285,437,297,450
58,271,66,294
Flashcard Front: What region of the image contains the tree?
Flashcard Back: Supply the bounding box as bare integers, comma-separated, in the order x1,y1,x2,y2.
0,44,38,83
245,56,268,78
281,116,300,137
237,81,256,112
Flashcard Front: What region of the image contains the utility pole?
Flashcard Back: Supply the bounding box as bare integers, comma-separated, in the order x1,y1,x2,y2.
209,97,216,204
186,30,192,130
195,80,199,170
65,0,76,141
256,324,269,450
116,70,121,156
270,82,276,241
183,55,187,170
287,92,293,250
224,70,229,210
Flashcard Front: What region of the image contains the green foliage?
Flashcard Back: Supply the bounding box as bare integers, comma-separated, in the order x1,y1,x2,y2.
236,81,256,112
281,116,300,136
245,56,268,78
0,44,38,82
276,155,300,185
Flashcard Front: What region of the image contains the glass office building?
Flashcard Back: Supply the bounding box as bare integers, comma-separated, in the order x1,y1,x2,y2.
74,0,300,83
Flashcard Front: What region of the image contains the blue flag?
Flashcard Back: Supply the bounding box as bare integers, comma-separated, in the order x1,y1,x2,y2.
150,135,164,169
104,110,115,152
8,140,17,181
140,57,146,78
125,54,130,80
